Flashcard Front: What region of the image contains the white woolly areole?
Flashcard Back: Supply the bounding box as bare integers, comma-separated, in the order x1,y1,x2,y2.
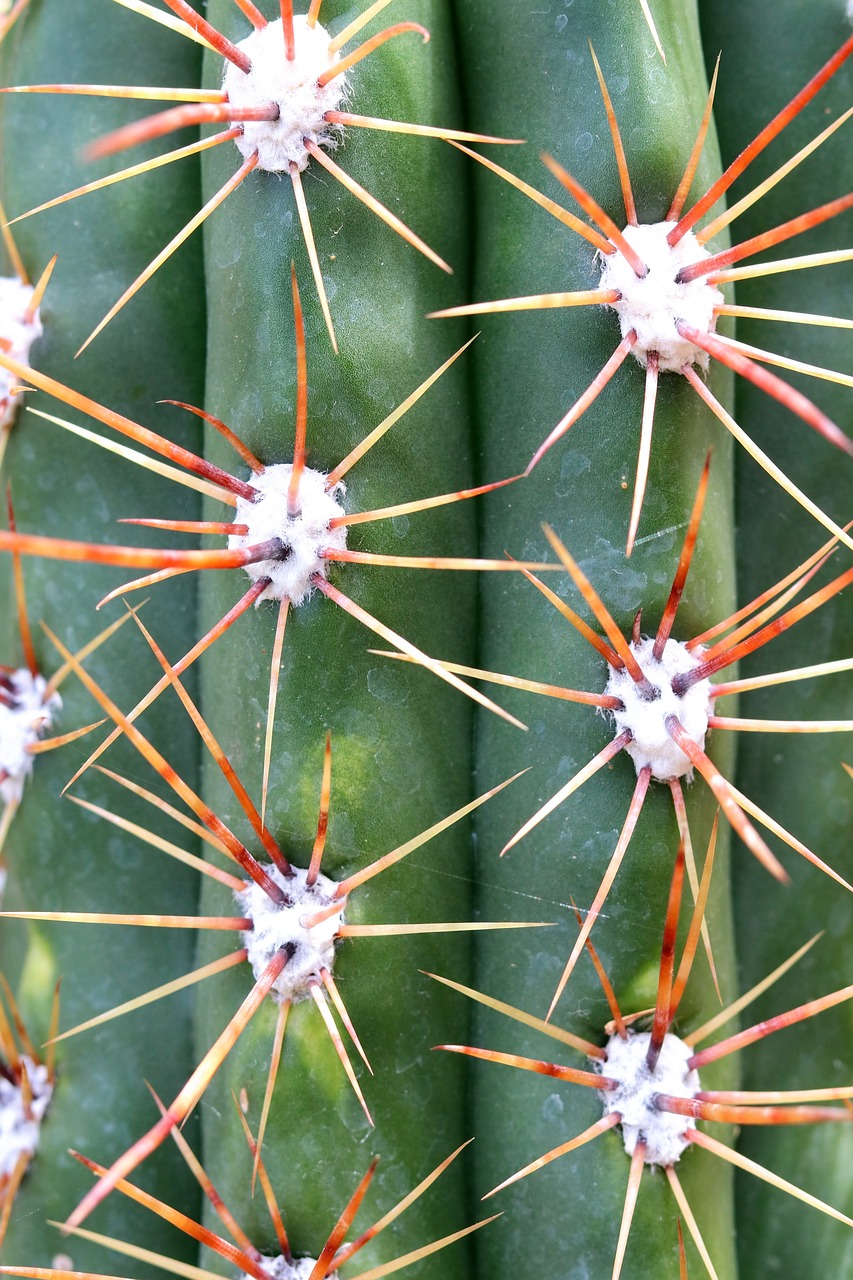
241,1258,317,1280
600,1030,699,1167
238,863,345,1004
0,276,42,430
224,16,347,172
599,221,723,372
0,1056,53,1179
0,670,61,805
605,636,711,781
228,463,347,606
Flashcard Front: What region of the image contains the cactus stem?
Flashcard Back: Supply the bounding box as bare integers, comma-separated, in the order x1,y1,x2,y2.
64,943,293,1232
545,764,651,1019
483,1113,621,1200
304,139,451,273
524,332,637,474
688,982,853,1071
310,983,373,1125
77,150,260,355
313,577,524,727
48,949,248,1047
131,606,292,873
686,1130,853,1230
6,128,244,228
318,22,428,88
541,152,646,275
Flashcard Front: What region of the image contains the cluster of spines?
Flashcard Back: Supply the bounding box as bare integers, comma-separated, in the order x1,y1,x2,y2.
0,2,850,1278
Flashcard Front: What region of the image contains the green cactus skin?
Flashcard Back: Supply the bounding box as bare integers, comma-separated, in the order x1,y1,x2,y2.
453,2,742,1276
0,0,208,1265
701,0,853,1272
0,1,849,1277
193,2,487,1271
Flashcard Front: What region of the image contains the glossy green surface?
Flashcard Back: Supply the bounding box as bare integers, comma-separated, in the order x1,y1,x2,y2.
0,0,205,1264
196,3,481,1272
455,2,739,1275
701,0,853,1273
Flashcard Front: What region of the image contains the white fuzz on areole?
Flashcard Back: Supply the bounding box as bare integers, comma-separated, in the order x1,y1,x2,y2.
0,1057,53,1179
241,1257,317,1280
0,276,43,430
224,16,347,172
228,463,347,606
0,670,60,805
599,1030,699,1167
599,221,723,372
605,636,711,781
238,863,345,1004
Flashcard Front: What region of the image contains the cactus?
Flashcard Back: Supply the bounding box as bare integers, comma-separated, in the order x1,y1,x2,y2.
0,1,851,1278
